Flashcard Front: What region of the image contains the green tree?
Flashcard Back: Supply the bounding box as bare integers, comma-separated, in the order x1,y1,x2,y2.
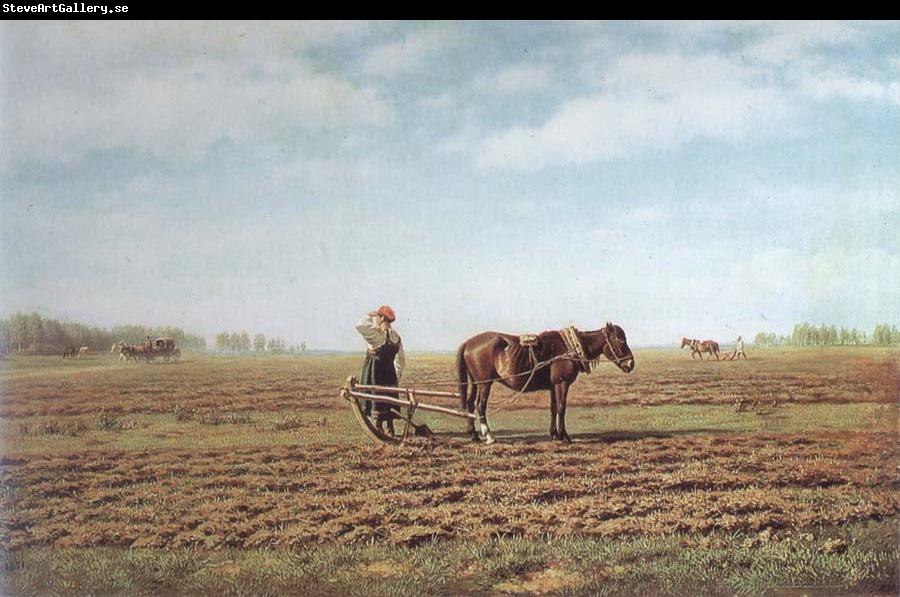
253,333,267,352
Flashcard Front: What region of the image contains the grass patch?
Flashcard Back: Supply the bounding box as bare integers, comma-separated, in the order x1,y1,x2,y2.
1,402,895,455
1,519,896,596
95,410,139,432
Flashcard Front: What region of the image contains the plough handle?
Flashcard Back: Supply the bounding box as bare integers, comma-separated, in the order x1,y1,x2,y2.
344,388,476,421
353,383,460,400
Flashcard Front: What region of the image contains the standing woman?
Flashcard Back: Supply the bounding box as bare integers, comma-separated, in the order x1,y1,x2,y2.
356,306,406,435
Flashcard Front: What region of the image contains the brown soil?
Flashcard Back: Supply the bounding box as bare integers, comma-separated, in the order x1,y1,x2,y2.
2,429,897,550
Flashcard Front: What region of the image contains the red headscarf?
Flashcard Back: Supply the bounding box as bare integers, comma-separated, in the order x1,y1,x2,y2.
377,305,396,323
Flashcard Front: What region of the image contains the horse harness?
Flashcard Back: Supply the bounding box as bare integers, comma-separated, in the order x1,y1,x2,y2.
518,325,629,375
560,326,595,373
560,326,630,372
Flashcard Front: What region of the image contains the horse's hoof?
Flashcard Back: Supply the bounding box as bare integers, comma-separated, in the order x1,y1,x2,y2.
484,436,496,445
560,434,572,444
550,431,559,440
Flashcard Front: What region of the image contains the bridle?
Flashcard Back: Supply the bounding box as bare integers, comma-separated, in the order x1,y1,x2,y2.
602,326,632,368
563,326,632,371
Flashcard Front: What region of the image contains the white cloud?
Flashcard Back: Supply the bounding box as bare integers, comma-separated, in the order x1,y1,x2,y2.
1,22,390,165
799,71,889,101
435,123,481,155
477,52,789,170
890,82,900,105
745,20,862,65
361,26,456,78
418,91,456,110
475,64,552,94
268,153,386,200
4,21,368,70
5,62,391,164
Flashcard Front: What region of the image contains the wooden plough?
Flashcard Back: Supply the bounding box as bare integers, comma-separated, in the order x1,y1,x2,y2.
340,376,476,444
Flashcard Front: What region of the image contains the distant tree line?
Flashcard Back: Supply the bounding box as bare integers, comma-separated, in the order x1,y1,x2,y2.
216,331,306,354
0,312,207,355
754,322,900,347
871,323,900,346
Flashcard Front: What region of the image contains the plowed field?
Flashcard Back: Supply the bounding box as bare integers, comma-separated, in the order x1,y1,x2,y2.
1,348,898,594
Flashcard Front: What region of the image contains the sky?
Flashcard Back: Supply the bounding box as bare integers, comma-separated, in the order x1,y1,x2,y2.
1,20,898,350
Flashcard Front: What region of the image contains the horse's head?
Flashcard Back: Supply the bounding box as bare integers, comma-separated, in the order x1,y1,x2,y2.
680,336,691,349
603,322,634,373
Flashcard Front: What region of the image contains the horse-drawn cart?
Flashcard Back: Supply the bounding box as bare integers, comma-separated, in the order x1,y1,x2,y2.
340,376,475,444
149,337,181,362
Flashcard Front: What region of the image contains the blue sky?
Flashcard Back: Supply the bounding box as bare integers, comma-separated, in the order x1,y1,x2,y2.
1,21,898,349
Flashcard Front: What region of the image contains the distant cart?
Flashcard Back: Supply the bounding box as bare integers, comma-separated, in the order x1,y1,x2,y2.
340,376,475,444
149,337,181,362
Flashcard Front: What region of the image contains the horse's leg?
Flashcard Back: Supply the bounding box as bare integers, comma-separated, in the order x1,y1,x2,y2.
460,379,477,441
549,385,559,440
465,383,479,441
476,383,495,445
556,382,571,443
468,393,479,441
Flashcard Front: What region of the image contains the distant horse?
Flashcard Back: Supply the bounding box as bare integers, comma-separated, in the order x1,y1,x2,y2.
680,337,720,360
112,341,136,362
76,346,92,359
457,322,634,444
128,344,151,362
62,346,76,359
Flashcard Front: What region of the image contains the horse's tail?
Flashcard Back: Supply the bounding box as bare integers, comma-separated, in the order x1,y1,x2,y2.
456,341,469,406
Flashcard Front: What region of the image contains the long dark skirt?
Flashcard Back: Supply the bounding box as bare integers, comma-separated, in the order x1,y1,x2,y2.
360,352,399,418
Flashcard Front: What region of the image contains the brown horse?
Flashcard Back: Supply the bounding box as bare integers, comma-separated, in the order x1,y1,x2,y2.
457,322,634,444
125,344,152,362
680,337,720,360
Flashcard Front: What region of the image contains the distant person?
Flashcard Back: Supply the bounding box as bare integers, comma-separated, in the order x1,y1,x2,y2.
143,336,152,350
356,306,407,434
727,335,748,360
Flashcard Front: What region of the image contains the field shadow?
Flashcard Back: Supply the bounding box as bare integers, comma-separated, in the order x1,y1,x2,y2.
427,428,736,445
567,428,736,443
